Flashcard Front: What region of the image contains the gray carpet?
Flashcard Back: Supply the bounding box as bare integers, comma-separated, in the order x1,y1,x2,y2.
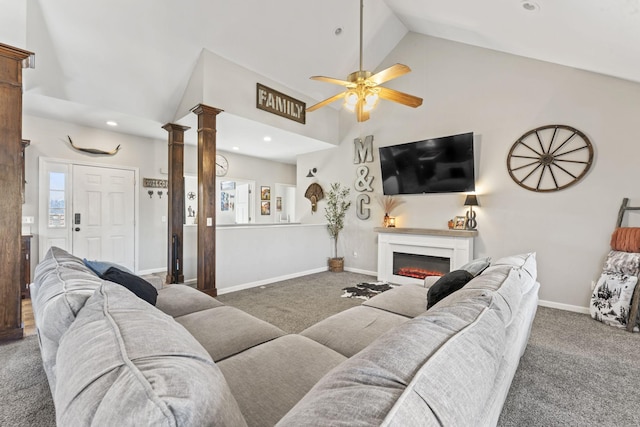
0,335,56,426
2,272,639,426
498,305,640,426
216,271,368,333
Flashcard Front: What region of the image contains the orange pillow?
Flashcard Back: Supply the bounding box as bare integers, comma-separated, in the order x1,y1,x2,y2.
610,227,640,253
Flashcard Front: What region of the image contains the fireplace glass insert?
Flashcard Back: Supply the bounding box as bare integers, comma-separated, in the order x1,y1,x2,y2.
393,252,450,280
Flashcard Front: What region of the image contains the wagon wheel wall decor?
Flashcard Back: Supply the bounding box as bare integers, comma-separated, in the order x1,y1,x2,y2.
507,124,593,192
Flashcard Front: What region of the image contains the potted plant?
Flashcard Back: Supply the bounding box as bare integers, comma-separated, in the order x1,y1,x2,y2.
325,182,351,272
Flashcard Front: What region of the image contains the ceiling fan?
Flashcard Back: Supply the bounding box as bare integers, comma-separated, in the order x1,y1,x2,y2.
306,0,423,122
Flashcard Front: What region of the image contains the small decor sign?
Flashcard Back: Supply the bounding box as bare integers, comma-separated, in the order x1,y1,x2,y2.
256,83,306,124
143,178,168,188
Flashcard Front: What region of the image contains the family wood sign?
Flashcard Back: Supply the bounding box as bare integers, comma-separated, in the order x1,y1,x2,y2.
256,83,306,124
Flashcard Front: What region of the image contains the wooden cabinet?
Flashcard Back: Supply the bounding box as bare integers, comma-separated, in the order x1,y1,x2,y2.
0,43,34,341
21,235,32,299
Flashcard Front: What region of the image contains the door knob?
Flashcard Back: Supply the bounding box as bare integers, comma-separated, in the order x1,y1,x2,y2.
74,227,81,232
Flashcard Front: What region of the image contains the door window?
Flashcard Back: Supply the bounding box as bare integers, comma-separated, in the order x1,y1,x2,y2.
48,172,66,228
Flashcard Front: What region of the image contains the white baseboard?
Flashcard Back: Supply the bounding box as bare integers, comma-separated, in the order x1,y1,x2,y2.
538,299,590,314
344,267,377,276
216,267,329,295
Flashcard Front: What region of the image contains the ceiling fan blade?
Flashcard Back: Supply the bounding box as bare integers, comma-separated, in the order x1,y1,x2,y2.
306,91,346,112
368,64,412,86
310,76,353,87
378,86,423,108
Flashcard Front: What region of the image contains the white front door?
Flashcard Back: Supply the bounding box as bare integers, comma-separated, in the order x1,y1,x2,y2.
72,165,135,271
38,159,136,271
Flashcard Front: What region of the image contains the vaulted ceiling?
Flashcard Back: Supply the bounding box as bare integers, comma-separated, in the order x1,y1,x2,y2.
4,0,640,163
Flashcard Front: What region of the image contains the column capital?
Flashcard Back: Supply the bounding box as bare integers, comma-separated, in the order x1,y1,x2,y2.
162,123,191,133
191,104,223,117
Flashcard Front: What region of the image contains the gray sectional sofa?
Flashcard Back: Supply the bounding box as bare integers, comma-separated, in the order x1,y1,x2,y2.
30,246,539,426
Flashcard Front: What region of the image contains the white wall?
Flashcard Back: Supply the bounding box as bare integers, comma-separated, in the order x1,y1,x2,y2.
23,115,296,278
175,144,297,282
22,115,169,273
182,145,296,224
297,32,640,311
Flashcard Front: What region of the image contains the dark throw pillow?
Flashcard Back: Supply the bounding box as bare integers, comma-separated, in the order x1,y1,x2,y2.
426,270,475,309
101,267,158,306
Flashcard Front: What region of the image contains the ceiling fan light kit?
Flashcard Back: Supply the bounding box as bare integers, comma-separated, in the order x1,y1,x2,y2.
307,0,422,122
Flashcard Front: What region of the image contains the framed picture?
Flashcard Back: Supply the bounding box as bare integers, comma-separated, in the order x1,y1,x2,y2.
261,186,271,200
454,216,466,230
261,201,271,215
276,196,282,212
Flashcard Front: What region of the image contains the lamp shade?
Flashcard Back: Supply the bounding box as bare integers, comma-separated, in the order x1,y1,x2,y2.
464,194,478,207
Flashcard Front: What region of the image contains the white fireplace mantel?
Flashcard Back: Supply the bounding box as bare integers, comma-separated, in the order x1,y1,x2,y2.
375,227,478,285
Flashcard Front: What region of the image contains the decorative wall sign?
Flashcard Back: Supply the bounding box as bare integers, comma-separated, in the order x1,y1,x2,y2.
356,194,371,220
507,124,593,192
143,178,168,188
353,135,374,220
256,83,306,124
354,135,374,164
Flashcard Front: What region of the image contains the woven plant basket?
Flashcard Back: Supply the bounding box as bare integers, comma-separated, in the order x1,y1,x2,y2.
328,257,344,272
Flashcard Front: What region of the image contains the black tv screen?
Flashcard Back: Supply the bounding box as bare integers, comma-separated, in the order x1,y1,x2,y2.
379,132,475,195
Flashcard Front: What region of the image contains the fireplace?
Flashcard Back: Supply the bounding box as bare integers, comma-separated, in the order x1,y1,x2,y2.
393,252,449,280
376,227,477,286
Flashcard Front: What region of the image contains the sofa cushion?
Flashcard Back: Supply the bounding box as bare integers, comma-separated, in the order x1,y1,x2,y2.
488,252,537,293
459,256,492,276
101,267,158,305
55,282,247,427
301,306,409,357
277,290,502,427
156,284,223,317
32,247,105,345
458,267,524,326
427,270,474,309
175,306,285,362
384,307,505,425
218,334,347,427
363,283,429,318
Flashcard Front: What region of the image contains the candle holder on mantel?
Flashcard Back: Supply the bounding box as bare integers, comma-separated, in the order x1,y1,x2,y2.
388,217,396,227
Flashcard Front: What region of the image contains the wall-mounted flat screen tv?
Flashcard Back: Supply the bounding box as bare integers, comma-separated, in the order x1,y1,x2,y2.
379,132,475,195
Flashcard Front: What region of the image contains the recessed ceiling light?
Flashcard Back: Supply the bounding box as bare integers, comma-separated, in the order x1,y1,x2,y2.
334,27,343,36
232,146,240,151
106,120,118,126
521,1,540,12
263,136,272,142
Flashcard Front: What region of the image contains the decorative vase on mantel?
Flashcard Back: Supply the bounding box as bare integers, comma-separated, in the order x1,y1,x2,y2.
377,195,403,228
